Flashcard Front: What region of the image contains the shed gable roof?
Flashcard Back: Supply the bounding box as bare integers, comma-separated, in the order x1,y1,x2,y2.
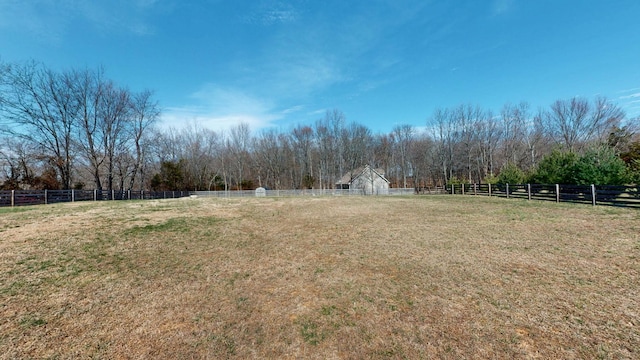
336,165,390,185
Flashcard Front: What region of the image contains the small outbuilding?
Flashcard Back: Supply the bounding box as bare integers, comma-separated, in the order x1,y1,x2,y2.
336,165,390,195
255,187,266,197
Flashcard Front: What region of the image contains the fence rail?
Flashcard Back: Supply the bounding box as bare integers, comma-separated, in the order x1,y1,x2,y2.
450,183,640,208
192,187,418,198
4,185,637,208
0,190,191,208
0,188,420,207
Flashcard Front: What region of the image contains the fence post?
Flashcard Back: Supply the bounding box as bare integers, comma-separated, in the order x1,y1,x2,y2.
474,183,477,195
488,183,492,197
72,189,75,202
461,184,465,195
11,190,15,207
527,184,531,201
44,189,48,205
506,184,510,199
112,189,115,201
591,184,596,206
555,184,560,203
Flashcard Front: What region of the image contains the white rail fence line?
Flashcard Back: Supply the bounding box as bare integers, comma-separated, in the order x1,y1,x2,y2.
192,188,418,198
0,188,422,207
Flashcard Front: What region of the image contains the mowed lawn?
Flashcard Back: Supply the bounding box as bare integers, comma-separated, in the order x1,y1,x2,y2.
1,195,639,359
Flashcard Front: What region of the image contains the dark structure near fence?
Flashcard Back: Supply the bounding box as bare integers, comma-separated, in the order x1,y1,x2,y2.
450,183,640,208
0,190,190,207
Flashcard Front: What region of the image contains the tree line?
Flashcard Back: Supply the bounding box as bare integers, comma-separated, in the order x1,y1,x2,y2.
1,60,639,191
0,61,159,191
116,100,640,191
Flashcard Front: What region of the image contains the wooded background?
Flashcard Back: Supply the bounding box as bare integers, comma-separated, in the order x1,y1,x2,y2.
1,61,639,192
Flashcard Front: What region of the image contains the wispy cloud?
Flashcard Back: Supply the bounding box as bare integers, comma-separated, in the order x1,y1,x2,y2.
161,110,276,133
74,1,160,36
243,1,299,25
160,2,439,131
617,87,640,93
268,54,344,98
0,0,159,42
282,105,305,115
618,89,640,118
307,109,327,117
259,9,297,25
619,92,640,100
161,85,288,132
0,1,66,43
222,45,345,107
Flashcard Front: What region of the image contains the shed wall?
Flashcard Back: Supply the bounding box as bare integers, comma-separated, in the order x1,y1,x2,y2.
351,171,389,195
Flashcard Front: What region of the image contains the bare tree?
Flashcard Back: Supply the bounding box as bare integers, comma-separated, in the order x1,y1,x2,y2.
0,137,34,188
228,123,251,189
184,124,220,190
544,97,624,152
523,110,548,169
0,61,78,189
500,102,529,167
147,121,222,191
0,61,8,124
341,122,372,181
254,129,288,189
474,109,500,181
371,133,393,181
314,120,334,189
73,72,135,193
291,125,315,188
127,89,159,190
101,83,131,192
74,68,106,191
430,107,454,184
392,124,415,188
452,104,484,183
315,109,346,189
408,133,436,189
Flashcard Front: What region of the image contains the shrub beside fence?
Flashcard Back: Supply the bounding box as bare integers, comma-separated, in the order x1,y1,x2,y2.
450,183,640,208
0,190,190,208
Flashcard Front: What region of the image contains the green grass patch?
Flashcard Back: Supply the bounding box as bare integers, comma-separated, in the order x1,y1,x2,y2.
124,217,191,235
19,315,47,328
0,207,33,214
300,319,324,345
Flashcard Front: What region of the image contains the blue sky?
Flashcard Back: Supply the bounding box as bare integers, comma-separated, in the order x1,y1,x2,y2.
1,0,639,134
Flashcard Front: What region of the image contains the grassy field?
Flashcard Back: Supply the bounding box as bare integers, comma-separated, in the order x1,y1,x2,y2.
1,195,639,359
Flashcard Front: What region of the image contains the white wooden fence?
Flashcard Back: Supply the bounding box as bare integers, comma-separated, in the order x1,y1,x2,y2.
192,188,417,198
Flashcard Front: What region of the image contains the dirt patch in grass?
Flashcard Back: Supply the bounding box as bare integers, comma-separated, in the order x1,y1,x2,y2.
1,196,639,359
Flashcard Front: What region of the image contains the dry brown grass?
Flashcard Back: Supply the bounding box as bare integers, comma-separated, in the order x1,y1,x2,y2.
1,195,639,359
